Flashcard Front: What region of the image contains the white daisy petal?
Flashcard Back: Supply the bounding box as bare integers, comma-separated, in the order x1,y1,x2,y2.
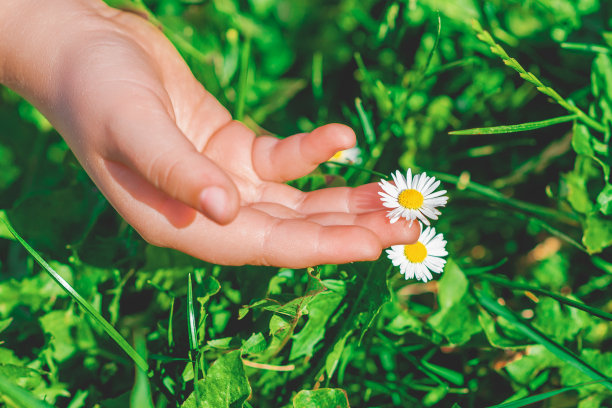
378,168,448,226
385,226,449,283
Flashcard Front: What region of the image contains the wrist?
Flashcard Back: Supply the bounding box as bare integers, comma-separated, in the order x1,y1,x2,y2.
0,0,113,105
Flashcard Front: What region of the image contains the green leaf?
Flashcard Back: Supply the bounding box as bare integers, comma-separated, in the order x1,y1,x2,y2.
355,97,376,146
449,114,577,135
592,53,612,123
354,263,391,343
428,262,481,345
583,214,612,253
563,168,595,214
293,388,350,408
505,345,557,385
181,351,252,408
479,310,533,349
572,122,595,156
0,318,13,334
130,333,154,408
242,333,267,356
477,291,612,390
0,217,148,373
559,350,612,399
39,310,77,362
488,380,605,408
597,184,612,215
0,144,20,191
420,360,464,386
325,331,351,380
290,282,345,360
0,210,14,240
0,372,54,408
477,273,612,321
532,298,593,342
7,185,103,254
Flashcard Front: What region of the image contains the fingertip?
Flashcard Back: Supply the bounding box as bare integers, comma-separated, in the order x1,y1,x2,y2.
313,123,356,151
198,186,239,225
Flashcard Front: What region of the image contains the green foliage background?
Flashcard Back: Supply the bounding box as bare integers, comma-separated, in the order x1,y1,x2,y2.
1,0,612,407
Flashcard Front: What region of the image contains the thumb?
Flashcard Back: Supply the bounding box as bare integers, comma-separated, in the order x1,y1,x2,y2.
106,110,240,225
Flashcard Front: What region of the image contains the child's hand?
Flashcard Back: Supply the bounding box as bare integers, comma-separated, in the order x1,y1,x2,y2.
0,0,419,267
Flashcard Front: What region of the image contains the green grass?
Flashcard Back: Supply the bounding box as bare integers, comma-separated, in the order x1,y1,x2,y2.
1,1,611,407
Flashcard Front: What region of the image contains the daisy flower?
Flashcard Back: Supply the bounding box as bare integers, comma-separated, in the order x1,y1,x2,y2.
386,224,448,282
328,146,362,164
378,169,448,225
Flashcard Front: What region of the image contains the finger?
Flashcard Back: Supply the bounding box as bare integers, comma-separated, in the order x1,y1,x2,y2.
152,207,384,267
247,203,419,247
252,123,356,182
305,210,420,247
257,182,385,214
105,104,240,224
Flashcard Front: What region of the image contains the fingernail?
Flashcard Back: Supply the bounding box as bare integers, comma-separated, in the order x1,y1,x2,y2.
199,186,230,224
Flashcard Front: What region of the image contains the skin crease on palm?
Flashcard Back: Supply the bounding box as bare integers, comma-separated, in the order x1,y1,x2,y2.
0,0,420,268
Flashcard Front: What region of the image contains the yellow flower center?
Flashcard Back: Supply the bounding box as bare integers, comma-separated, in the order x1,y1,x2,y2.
330,151,343,160
404,242,427,263
398,189,424,209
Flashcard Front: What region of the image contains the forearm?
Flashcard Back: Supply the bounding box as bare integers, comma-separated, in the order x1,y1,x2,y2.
0,0,113,112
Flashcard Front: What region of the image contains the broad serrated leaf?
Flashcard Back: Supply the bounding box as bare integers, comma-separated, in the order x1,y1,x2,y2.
0,372,54,408
504,346,558,388
181,351,251,408
290,283,345,360
293,388,350,408
592,53,612,123
241,333,267,356
583,214,612,253
478,310,533,349
428,262,481,345
532,298,593,343
597,184,612,215
559,350,612,399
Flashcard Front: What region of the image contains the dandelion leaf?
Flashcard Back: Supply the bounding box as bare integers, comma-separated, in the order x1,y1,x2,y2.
293,388,350,408
290,284,345,360
583,214,612,253
181,350,251,408
597,184,612,215
428,262,481,345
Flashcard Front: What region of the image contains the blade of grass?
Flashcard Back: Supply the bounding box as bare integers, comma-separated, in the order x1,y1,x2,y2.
472,20,605,133
421,12,441,77
560,42,611,54
475,274,612,321
476,290,612,390
449,114,577,135
187,273,201,407
235,35,251,121
168,296,175,350
312,51,323,101
487,380,607,408
130,332,154,408
521,216,586,252
0,374,53,408
425,170,580,224
355,97,376,146
0,372,54,408
463,258,508,276
0,216,149,373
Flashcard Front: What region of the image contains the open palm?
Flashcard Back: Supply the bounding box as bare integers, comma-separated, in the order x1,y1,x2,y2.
11,1,419,267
